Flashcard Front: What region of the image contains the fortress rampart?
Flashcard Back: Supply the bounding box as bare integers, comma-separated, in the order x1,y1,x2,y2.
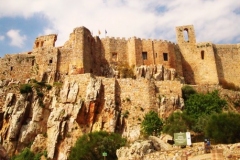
0,25,239,87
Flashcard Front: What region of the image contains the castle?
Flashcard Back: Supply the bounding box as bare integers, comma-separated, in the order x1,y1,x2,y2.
0,25,239,86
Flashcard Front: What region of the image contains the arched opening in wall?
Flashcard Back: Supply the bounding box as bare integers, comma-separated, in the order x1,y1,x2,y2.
163,53,168,61
36,42,39,48
183,28,189,42
32,60,35,66
10,66,13,71
41,41,44,47
142,52,147,60
201,50,205,59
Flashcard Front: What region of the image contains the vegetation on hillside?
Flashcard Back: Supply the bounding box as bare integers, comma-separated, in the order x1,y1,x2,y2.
68,131,126,160
162,85,240,144
11,148,47,160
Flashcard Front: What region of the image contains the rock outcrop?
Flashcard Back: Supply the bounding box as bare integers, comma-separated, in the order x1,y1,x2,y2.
117,136,240,160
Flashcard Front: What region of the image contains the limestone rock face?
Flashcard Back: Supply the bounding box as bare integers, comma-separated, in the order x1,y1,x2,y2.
8,95,29,141
0,73,186,159
136,65,178,81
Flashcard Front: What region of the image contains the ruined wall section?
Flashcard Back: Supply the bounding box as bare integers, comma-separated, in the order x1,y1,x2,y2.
33,34,57,50
0,53,36,82
176,25,219,84
214,44,240,86
33,47,59,83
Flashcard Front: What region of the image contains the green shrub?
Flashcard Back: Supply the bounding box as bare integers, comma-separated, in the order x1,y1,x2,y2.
184,90,226,119
11,148,47,160
20,84,32,94
68,131,126,160
45,84,52,90
182,85,196,101
37,91,44,97
204,112,240,144
141,111,163,136
162,112,192,136
12,148,34,160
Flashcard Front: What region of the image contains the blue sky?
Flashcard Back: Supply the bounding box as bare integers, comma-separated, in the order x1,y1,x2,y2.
0,0,240,57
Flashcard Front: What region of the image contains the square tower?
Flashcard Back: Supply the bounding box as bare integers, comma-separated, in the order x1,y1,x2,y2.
176,25,196,44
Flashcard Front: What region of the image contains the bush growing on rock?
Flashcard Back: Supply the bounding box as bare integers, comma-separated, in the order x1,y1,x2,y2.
19,84,32,94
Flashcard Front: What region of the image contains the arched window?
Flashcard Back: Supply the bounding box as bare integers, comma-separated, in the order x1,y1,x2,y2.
183,28,189,42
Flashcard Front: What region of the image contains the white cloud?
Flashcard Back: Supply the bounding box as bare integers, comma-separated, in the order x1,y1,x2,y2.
6,29,27,48
0,0,240,47
0,35,4,41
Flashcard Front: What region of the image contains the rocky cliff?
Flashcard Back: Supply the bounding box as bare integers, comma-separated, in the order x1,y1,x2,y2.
0,71,184,159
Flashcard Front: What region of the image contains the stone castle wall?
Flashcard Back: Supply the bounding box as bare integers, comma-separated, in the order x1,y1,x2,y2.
0,25,239,87
0,53,35,81
214,44,240,86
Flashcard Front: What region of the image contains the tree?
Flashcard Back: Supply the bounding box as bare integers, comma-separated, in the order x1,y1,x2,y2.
184,90,226,119
204,112,240,144
162,112,194,136
141,111,163,136
68,131,126,160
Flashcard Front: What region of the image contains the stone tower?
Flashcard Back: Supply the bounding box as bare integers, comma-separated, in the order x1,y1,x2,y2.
176,25,219,85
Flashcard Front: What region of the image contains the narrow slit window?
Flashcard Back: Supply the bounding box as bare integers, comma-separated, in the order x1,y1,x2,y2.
163,53,168,61
112,52,118,61
142,52,147,60
32,60,35,66
36,42,39,48
155,53,157,57
10,66,13,71
201,51,204,59
49,59,53,64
